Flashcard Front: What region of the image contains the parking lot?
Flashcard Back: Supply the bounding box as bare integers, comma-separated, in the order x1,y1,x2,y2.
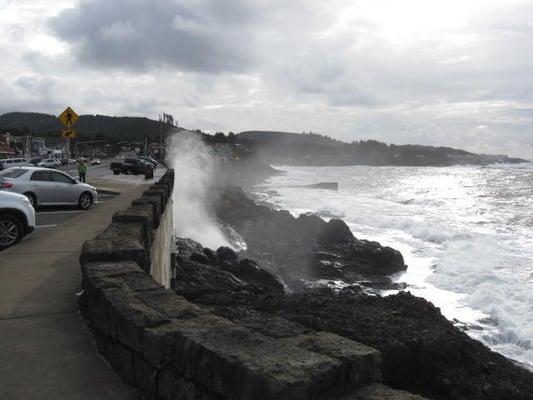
1,157,166,252
32,192,116,238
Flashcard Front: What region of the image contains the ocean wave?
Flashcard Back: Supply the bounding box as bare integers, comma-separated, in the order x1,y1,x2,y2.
258,164,533,368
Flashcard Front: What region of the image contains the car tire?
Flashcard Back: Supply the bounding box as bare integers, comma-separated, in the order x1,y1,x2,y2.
113,170,120,175
24,192,37,208
0,214,23,250
78,192,93,210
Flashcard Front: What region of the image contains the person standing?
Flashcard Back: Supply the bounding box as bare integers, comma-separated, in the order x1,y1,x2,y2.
78,160,87,182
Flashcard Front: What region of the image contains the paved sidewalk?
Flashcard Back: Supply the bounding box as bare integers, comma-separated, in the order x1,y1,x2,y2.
0,183,150,399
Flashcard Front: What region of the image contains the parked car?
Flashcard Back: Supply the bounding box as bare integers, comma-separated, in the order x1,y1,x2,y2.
0,158,32,171
37,158,61,168
61,158,77,165
139,157,158,168
90,159,101,165
110,158,152,175
0,190,36,250
0,167,97,210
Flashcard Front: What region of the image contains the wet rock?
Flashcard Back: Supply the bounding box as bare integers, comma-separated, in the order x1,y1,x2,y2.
317,219,355,245
214,188,407,290
190,252,209,265
216,246,238,263
174,238,284,306
261,290,533,400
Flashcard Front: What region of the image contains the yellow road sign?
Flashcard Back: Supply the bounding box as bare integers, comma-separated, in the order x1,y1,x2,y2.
62,129,76,139
58,107,79,127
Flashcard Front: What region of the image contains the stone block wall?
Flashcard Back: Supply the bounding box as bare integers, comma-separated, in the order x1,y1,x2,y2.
79,169,428,400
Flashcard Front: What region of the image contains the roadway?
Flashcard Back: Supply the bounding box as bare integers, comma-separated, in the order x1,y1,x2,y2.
0,168,168,399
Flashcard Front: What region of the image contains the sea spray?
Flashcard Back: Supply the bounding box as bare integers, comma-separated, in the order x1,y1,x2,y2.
166,131,230,249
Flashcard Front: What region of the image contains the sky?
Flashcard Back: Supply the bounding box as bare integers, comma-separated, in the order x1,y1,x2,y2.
0,0,532,158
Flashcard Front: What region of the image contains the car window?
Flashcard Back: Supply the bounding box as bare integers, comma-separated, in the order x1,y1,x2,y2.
0,168,29,178
6,160,13,164
50,171,75,184
30,170,51,181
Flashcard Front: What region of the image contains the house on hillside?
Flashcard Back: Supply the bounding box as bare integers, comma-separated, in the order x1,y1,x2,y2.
0,133,15,158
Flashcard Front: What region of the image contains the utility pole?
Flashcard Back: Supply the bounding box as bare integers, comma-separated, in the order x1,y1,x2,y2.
160,113,163,159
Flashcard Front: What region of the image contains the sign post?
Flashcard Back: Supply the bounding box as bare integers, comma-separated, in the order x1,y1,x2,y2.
58,107,79,174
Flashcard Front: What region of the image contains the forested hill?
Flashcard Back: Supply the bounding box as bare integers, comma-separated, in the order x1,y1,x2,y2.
237,130,527,166
0,112,169,142
1,113,527,165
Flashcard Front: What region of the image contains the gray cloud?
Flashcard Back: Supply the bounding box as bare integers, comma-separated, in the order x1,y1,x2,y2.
51,0,260,73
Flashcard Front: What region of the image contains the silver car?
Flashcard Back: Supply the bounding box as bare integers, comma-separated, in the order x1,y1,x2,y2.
0,167,97,210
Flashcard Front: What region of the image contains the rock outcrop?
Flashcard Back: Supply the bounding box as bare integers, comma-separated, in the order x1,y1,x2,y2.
173,242,533,400
214,186,406,291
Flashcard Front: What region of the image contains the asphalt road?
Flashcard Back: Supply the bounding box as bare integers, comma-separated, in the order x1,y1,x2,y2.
34,192,115,233
58,158,114,178
0,179,149,400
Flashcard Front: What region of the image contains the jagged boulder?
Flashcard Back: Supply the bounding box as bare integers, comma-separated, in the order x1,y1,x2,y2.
174,238,285,305
215,188,407,288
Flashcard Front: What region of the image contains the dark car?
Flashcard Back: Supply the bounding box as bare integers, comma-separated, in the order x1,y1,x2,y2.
110,158,152,175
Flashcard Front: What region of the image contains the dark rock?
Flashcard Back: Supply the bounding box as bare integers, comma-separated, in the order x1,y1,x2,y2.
203,247,218,264
317,219,355,245
260,290,533,400
174,238,284,306
214,188,407,289
190,252,210,265
216,246,237,263
295,213,327,238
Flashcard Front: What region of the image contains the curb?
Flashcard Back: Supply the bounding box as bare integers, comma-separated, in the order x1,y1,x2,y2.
95,187,122,195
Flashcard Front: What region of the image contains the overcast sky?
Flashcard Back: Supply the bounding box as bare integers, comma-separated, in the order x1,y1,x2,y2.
1,0,532,158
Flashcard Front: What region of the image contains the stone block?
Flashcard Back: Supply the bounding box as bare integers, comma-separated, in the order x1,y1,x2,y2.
134,355,159,400
341,384,429,400
113,204,155,230
144,188,168,210
151,183,171,198
107,340,136,386
80,223,151,272
158,370,219,400
136,289,206,320
143,324,177,369
133,195,162,227
169,314,352,400
121,273,164,292
281,332,382,391
102,287,171,352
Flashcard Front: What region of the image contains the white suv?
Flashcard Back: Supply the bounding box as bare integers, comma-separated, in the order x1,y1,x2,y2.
0,190,36,250
37,159,61,168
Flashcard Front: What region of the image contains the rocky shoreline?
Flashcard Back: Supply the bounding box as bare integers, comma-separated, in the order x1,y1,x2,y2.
172,185,533,400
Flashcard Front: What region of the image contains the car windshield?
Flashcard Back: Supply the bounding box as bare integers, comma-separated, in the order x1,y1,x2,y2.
0,168,29,178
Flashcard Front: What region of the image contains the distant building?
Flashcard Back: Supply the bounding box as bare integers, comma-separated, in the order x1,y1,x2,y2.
0,133,15,158
32,137,46,156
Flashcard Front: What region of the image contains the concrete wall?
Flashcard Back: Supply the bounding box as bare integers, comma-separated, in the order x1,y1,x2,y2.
78,169,427,400
150,198,173,288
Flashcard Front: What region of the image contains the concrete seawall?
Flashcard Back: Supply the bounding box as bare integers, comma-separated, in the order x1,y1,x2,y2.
78,169,427,400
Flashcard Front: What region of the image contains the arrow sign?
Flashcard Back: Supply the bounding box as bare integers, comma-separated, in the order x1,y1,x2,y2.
62,129,76,139
58,106,79,127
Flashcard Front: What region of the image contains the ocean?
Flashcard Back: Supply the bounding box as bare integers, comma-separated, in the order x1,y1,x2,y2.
253,163,533,369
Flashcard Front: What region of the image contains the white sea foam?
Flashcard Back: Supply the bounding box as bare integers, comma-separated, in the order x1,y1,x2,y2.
166,132,230,249
258,163,533,369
